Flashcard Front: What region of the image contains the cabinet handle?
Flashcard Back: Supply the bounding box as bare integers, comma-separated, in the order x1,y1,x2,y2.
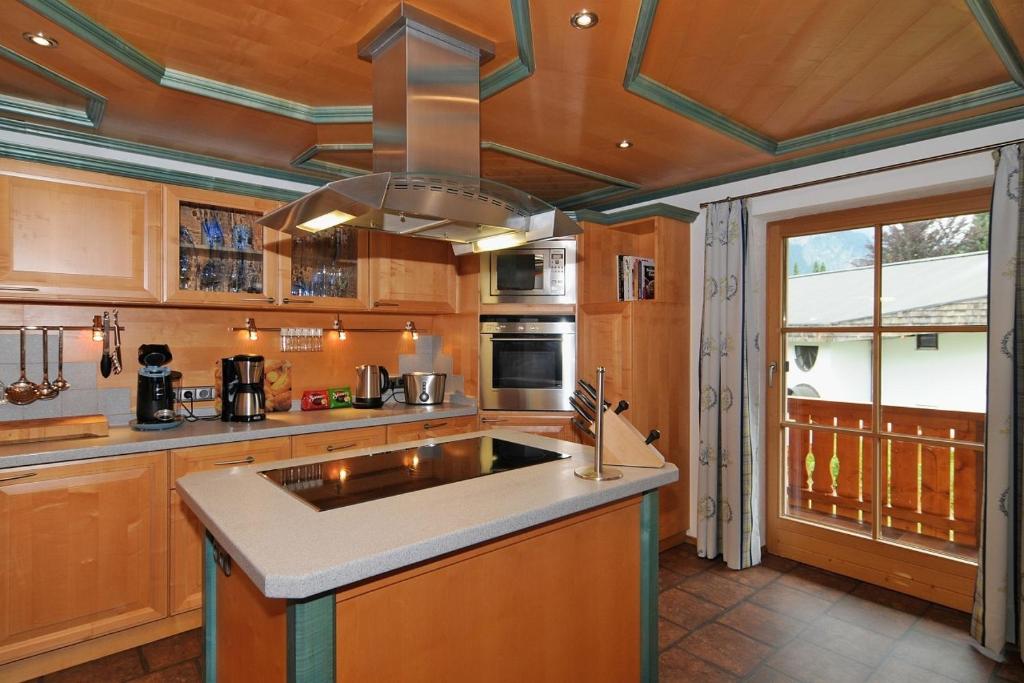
282,298,315,304
0,286,40,292
242,297,275,304
423,422,447,430
213,456,256,466
0,472,36,482
480,418,505,424
373,301,400,307
325,443,357,452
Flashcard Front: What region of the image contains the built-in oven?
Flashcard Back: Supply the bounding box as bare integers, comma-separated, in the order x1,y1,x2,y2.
480,240,576,304
480,315,575,411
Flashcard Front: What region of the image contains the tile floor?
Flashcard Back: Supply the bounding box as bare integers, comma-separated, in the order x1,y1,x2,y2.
36,544,1020,682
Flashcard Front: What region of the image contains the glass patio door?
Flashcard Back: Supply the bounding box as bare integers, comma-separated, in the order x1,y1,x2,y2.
764,190,989,609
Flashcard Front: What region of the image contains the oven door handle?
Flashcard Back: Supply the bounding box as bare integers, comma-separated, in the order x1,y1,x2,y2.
487,337,568,342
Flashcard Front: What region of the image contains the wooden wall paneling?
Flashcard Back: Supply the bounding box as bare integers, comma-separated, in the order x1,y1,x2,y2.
163,184,281,307
0,453,168,664
368,233,456,313
12,304,430,412
577,302,634,403
335,498,641,682
0,159,162,303
434,252,481,399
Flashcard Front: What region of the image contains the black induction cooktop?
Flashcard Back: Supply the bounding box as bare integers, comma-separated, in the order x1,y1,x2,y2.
259,436,571,512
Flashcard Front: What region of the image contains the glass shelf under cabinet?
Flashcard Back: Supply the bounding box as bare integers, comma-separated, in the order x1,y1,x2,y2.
289,227,360,300
178,201,265,294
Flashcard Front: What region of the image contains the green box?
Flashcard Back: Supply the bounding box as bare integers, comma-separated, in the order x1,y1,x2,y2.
329,386,353,409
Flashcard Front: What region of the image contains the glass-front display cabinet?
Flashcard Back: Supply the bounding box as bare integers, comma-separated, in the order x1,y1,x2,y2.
278,227,368,309
164,186,281,306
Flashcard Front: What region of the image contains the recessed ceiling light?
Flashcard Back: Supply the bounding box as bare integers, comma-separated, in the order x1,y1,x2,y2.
22,32,58,48
617,139,633,149
570,9,599,29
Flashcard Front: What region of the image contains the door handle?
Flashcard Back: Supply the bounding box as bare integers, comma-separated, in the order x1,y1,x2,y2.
281,298,314,304
480,417,506,424
242,297,275,304
213,456,256,466
423,422,447,430
768,362,778,388
373,301,400,307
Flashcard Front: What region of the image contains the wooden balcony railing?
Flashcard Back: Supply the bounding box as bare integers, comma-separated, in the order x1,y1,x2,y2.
786,397,984,553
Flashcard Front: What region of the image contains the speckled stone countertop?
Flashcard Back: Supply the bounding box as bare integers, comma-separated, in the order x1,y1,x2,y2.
0,402,477,469
177,429,678,599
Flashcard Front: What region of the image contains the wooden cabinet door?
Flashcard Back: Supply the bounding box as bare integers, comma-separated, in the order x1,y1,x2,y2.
0,160,161,302
0,453,168,664
368,233,455,313
168,437,289,614
385,415,479,443
277,228,370,310
291,426,387,459
479,412,576,442
163,185,281,307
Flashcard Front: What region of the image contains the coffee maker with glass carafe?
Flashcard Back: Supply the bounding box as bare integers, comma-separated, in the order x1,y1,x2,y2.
220,354,266,422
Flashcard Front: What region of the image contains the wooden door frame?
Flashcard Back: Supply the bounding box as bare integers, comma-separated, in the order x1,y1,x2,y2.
764,188,989,612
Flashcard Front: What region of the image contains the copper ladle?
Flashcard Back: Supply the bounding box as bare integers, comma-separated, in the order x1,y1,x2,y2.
53,327,70,392
35,328,59,401
5,328,37,405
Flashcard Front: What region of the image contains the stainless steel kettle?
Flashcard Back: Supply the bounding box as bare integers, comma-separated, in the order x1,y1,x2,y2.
354,365,390,409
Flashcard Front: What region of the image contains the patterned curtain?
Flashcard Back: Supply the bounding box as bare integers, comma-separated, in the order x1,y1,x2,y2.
972,142,1024,659
697,199,764,569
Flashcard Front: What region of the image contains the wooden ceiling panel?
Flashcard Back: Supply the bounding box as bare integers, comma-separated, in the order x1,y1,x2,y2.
0,56,85,107
992,0,1024,64
68,0,519,106
480,149,608,202
641,0,1008,139
313,148,373,171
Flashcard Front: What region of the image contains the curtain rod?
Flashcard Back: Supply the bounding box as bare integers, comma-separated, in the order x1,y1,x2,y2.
697,137,1024,209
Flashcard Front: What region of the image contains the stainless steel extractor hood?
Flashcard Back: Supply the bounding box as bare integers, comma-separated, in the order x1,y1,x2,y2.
257,4,582,253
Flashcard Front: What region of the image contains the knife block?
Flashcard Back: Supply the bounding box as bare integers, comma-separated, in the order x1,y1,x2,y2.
599,410,666,468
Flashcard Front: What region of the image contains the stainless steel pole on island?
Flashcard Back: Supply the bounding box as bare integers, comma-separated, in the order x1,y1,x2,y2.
574,367,623,481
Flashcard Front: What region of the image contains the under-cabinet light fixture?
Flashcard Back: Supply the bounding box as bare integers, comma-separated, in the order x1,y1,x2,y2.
245,317,258,341
404,320,419,341
91,315,103,342
296,210,356,233
472,232,528,253
332,316,347,341
23,32,58,48
569,9,598,29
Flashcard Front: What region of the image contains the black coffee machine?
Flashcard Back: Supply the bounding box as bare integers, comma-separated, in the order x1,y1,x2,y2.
221,354,266,422
133,344,183,431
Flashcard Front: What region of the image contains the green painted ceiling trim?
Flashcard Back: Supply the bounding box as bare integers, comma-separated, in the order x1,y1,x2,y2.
0,138,304,201
0,42,106,126
480,0,535,99
290,143,371,178
22,0,532,122
553,185,635,210
584,104,1024,211
966,0,1024,87
623,0,658,85
0,116,324,187
570,202,698,225
19,0,164,83
481,141,639,188
776,81,1024,154
159,69,372,124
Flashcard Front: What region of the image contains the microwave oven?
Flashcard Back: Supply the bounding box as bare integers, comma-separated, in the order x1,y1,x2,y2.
479,240,576,305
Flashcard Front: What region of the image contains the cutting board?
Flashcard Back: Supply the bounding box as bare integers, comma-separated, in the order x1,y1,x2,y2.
0,415,109,445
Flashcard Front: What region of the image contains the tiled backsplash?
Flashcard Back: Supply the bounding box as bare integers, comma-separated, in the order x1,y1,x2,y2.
0,332,464,426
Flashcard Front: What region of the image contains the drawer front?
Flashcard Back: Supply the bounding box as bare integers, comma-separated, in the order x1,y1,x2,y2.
385,415,479,443
291,426,387,459
170,437,291,485
479,413,576,442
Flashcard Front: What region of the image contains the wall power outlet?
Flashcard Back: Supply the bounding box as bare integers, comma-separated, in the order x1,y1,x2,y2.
178,386,216,402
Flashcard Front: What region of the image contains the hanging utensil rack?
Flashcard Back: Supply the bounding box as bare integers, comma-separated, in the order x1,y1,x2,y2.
0,325,125,331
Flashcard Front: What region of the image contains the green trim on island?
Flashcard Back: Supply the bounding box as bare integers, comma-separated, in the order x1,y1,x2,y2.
203,534,218,683
640,490,660,683
287,593,337,683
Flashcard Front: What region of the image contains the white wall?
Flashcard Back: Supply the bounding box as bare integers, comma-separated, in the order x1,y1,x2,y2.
617,119,1024,538
786,333,987,412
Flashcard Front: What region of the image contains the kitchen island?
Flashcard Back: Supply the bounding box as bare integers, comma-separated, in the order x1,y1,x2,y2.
177,429,677,682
